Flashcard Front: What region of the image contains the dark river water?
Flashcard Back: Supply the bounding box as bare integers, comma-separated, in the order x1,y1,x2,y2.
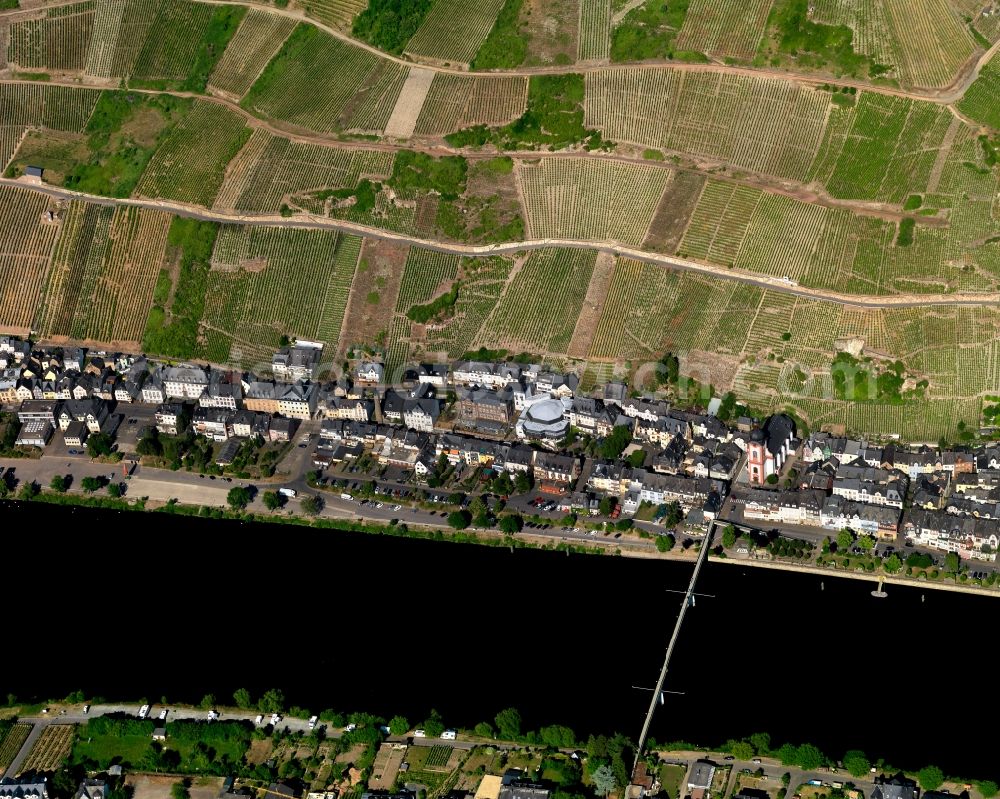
3,501,992,779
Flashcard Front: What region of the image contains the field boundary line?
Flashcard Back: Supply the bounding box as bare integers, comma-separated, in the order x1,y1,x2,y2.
4,176,998,311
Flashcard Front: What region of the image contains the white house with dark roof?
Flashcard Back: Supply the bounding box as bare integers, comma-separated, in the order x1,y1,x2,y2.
0,779,49,799
74,780,106,799
273,344,322,382
687,760,716,792
163,366,209,400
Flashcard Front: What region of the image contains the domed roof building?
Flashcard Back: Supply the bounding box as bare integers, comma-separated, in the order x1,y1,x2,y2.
515,393,572,441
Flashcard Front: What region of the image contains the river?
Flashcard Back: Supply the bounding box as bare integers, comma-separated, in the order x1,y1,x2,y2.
3,501,992,779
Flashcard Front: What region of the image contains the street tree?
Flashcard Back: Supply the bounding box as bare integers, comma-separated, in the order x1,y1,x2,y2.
945,552,960,573
977,782,998,798
17,481,39,500
81,476,102,493
730,741,754,760
591,765,616,797
448,510,471,530
107,482,123,498
795,743,823,770
749,732,770,754
917,766,944,791
199,694,215,710
494,707,522,739
263,491,285,511
227,486,251,510
513,473,532,494
423,709,445,738
857,535,875,551
498,515,522,534
389,715,409,736
301,495,323,514
722,525,736,549
836,529,854,551
883,554,901,574
87,432,114,458
259,688,285,714
49,474,68,492
474,721,494,738
775,743,798,765
233,688,252,709
655,534,675,552
843,750,870,778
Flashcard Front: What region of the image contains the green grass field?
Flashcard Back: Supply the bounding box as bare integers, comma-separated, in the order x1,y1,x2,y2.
71,732,152,768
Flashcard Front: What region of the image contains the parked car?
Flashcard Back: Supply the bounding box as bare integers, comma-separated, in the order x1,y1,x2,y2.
413,729,426,738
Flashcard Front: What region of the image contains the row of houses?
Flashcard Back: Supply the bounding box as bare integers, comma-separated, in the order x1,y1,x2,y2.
743,485,1000,561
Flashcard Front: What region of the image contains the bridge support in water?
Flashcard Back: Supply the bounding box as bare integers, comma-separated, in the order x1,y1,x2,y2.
632,521,716,774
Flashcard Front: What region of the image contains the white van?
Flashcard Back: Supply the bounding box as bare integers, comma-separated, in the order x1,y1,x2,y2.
138,704,150,719
308,716,318,729
340,493,353,501
441,730,456,740
413,729,426,738
279,487,297,498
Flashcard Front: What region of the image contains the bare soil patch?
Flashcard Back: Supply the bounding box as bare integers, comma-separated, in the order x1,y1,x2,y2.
520,0,579,65
369,743,407,790
685,348,740,390
247,738,274,765
642,171,706,254
383,67,435,139
339,238,408,355
130,775,221,799
567,251,615,358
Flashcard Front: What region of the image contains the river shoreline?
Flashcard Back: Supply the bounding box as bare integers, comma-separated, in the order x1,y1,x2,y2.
8,487,999,600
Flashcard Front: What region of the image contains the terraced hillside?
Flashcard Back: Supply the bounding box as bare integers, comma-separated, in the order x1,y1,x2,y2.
1,0,1000,441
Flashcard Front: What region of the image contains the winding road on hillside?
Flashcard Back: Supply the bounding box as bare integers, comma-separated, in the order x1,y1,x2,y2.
5,175,997,310
3,0,999,108
185,0,1000,105
0,74,955,227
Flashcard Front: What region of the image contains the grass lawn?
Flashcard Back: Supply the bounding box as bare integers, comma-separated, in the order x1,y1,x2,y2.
170,737,249,765
659,764,686,799
73,732,247,771
73,733,153,766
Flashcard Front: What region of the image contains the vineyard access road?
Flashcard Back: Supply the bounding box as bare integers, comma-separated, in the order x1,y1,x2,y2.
4,176,996,311
185,0,1000,105
0,76,954,225
3,0,999,106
